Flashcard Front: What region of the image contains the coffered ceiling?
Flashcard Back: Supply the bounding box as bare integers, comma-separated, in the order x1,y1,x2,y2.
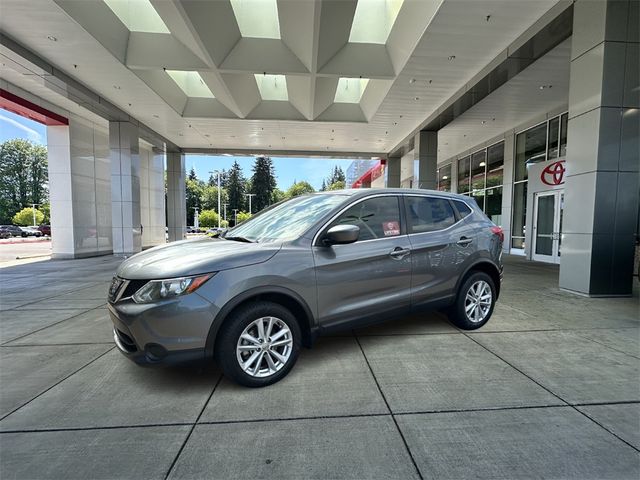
0,0,565,156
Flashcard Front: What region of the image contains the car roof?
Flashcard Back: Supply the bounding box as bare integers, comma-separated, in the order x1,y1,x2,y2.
313,188,470,201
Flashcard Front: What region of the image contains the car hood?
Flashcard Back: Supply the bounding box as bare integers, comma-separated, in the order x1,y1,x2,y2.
116,238,281,280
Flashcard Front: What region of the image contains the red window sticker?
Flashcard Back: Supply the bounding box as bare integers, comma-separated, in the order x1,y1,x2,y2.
383,221,400,236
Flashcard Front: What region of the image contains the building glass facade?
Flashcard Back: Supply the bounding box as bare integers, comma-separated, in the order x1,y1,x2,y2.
436,164,451,191
511,112,568,249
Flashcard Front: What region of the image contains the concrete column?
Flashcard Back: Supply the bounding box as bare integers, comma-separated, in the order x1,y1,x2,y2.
450,158,459,194
47,118,112,259
559,0,639,296
386,155,401,188
414,131,438,190
166,152,186,242
139,142,166,248
110,121,141,255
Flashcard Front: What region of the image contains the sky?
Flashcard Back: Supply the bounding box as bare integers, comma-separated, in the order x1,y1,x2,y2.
1,108,355,190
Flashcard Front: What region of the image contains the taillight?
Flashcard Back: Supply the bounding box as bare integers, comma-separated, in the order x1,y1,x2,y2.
490,226,504,243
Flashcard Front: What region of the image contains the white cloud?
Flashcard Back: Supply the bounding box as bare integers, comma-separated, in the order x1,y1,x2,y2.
0,113,44,144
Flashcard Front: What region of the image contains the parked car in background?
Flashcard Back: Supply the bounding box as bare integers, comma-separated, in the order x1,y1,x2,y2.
0,229,10,239
109,189,503,388
20,226,42,237
38,224,51,236
0,225,25,237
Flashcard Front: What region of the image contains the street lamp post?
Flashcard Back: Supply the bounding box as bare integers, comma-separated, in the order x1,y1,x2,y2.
209,170,221,229
232,208,238,225
31,203,40,226
245,193,256,215
223,203,228,222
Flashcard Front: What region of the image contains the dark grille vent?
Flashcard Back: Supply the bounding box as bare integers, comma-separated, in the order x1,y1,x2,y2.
121,280,148,299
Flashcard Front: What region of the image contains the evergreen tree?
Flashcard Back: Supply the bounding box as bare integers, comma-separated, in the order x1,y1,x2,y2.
250,156,277,212
188,167,197,181
226,161,246,212
320,179,326,191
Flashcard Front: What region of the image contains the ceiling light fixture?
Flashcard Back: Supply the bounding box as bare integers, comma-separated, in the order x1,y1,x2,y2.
113,85,121,90
539,85,553,90
442,175,448,180
153,114,159,118
448,55,456,61
479,161,486,167
409,78,416,84
47,35,57,42
414,97,420,101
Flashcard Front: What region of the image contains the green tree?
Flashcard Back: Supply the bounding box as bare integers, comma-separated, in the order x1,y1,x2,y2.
236,211,251,223
286,181,315,198
0,139,48,224
186,177,204,226
198,209,228,228
326,165,346,186
188,167,197,181
320,179,326,191
226,161,246,212
201,185,228,212
40,203,51,224
328,180,346,191
250,156,277,212
272,188,287,203
12,207,44,226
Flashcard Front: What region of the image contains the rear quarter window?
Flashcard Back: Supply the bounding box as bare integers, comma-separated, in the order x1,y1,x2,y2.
453,200,473,219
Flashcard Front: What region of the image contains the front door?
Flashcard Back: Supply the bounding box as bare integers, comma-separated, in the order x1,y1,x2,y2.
312,195,412,330
532,190,563,263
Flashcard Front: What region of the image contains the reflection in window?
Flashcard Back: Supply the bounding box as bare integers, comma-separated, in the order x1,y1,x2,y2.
487,142,504,187
485,187,502,226
471,190,485,211
457,156,470,194
406,196,456,233
548,116,560,159
437,164,452,192
515,122,547,181
559,113,568,157
511,182,527,249
470,150,486,191
332,196,401,241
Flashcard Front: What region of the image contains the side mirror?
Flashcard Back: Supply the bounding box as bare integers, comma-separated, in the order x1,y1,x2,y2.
323,224,359,246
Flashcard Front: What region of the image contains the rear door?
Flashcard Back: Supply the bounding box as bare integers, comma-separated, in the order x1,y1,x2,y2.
405,195,473,308
313,195,412,329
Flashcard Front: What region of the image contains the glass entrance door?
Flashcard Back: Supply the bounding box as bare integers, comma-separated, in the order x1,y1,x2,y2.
532,190,563,263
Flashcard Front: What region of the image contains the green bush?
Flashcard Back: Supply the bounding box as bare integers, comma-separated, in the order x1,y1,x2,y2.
12,207,44,226
236,211,251,223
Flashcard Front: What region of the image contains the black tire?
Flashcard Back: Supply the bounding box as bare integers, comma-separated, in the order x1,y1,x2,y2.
215,301,302,388
448,271,496,330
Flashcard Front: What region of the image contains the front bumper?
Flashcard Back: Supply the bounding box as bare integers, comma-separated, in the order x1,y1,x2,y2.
108,292,216,366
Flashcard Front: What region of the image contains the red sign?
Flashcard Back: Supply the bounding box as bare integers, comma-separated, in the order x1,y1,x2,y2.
541,160,566,186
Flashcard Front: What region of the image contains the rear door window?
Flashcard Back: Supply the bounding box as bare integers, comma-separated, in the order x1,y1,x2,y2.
330,196,401,241
406,196,457,233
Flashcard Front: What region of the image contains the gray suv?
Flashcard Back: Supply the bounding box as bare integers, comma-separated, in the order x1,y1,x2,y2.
108,189,503,387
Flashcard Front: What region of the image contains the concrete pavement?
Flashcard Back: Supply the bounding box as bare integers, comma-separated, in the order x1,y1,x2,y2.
0,255,638,479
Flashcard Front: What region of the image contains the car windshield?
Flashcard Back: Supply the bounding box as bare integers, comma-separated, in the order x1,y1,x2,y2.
226,194,347,243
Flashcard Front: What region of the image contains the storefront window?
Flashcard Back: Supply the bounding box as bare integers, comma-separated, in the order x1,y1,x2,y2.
470,150,486,191
485,186,502,226
511,181,527,249
471,189,485,211
486,142,504,187
457,156,470,194
515,122,547,181
437,164,452,192
548,116,560,159
559,112,568,157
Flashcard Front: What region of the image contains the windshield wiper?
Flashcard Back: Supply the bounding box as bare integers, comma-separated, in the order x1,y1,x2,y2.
224,236,255,243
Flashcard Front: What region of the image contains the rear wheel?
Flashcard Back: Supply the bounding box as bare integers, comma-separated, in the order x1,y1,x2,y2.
215,301,301,387
448,271,496,330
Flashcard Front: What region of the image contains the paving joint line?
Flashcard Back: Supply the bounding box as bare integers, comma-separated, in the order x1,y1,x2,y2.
0,304,109,346
464,333,640,453
0,346,115,422
575,334,640,360
354,332,424,480
163,373,224,480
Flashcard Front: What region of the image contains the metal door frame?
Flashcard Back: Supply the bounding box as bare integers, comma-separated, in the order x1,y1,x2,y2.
532,190,563,264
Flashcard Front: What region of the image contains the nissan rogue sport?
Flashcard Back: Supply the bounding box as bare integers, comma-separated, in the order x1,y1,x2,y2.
108,189,503,387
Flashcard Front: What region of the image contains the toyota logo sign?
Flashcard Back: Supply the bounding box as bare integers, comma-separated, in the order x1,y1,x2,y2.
541,160,566,186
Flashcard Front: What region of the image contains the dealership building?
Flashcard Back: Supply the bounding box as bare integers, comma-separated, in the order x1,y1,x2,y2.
0,0,638,297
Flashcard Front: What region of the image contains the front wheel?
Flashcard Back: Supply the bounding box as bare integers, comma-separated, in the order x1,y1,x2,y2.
215,301,301,387
448,271,496,330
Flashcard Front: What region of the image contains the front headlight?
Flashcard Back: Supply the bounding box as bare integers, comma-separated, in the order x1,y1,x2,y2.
132,273,214,304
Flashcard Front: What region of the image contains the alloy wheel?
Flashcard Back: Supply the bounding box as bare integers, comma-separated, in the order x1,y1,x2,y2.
464,280,492,323
235,316,293,378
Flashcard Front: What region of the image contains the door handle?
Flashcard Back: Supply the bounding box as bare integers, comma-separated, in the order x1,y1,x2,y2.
457,236,473,246
389,247,410,260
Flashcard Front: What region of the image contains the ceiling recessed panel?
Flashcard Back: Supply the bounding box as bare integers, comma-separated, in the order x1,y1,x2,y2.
254,74,288,101
334,78,369,103
230,0,281,39
166,71,215,98
349,0,404,44
103,0,169,33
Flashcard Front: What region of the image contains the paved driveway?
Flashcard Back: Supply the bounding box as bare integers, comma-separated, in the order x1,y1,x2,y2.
0,255,638,479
